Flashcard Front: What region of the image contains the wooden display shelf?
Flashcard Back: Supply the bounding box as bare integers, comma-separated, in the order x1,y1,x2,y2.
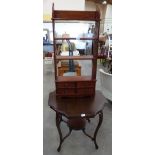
54,37,98,40
56,76,94,82
56,55,94,60
52,10,100,21
52,3,100,97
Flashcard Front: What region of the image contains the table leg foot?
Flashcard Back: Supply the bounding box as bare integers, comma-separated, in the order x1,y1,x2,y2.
93,111,103,149
57,146,61,152
57,127,72,152
94,140,99,149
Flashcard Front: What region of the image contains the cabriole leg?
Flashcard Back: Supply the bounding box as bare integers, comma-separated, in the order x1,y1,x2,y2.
56,113,63,152
93,111,103,149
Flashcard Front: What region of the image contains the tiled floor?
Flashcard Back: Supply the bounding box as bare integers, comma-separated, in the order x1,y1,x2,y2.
43,61,112,155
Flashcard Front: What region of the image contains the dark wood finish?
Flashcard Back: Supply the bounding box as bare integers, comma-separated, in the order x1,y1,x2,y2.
56,76,93,81
53,10,100,21
68,118,86,130
48,90,107,151
56,80,96,97
52,4,57,80
52,3,100,97
56,55,94,60
48,90,107,118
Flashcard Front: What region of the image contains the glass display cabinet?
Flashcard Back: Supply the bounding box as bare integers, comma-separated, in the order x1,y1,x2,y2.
52,4,100,97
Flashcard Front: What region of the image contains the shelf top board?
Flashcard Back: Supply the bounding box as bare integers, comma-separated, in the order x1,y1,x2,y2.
52,10,100,21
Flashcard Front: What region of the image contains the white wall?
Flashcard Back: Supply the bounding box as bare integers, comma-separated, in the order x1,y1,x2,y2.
43,0,53,15
43,0,84,15
53,0,85,10
104,4,112,34
85,1,96,11
85,2,112,34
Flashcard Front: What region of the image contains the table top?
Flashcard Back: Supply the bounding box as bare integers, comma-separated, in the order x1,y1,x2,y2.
48,90,107,118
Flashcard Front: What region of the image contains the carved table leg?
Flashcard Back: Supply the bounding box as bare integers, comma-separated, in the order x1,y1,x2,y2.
93,111,103,149
56,111,103,151
56,113,72,152
56,113,63,152
82,111,103,149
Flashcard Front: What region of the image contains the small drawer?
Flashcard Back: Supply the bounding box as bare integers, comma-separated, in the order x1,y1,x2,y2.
64,82,76,87
56,88,65,95
77,81,95,88
56,83,64,87
64,88,76,95
56,82,76,88
77,88,94,95
56,88,76,95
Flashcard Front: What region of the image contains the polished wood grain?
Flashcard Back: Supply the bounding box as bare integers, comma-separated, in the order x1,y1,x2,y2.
53,10,100,21
56,76,94,82
56,55,94,60
48,90,107,118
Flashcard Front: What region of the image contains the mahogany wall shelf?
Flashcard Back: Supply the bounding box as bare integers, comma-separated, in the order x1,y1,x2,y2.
52,3,100,97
